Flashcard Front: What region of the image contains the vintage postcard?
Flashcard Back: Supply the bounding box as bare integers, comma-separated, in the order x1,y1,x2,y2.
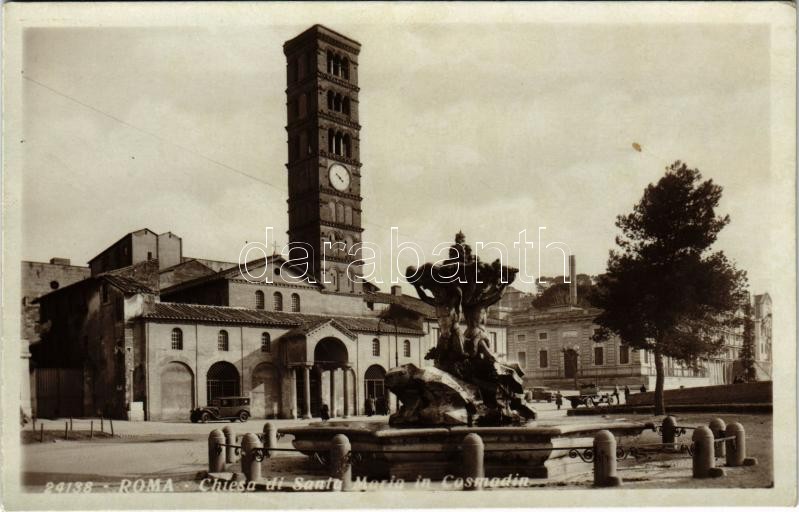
2,2,796,509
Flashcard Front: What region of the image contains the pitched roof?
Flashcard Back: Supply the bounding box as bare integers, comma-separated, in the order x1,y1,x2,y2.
140,302,426,336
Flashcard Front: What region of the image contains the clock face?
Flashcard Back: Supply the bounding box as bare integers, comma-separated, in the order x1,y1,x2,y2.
328,164,351,191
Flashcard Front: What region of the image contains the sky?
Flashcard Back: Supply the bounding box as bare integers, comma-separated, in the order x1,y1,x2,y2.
21,21,776,295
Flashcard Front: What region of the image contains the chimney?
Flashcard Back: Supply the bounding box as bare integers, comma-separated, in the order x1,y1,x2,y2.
391,285,402,297
568,255,577,306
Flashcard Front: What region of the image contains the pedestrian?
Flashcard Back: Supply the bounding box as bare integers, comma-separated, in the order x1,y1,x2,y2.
320,403,330,421
555,391,563,411
624,385,630,403
365,396,375,416
639,384,647,393
612,384,620,403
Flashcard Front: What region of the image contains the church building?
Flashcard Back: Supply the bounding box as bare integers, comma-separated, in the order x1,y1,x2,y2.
27,25,509,421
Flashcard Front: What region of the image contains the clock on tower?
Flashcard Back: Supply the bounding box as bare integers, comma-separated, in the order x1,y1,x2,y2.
283,26,364,294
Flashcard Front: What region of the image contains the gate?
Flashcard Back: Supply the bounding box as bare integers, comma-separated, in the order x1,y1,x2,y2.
36,368,83,418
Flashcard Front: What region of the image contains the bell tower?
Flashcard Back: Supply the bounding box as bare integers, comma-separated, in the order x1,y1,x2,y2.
283,25,363,294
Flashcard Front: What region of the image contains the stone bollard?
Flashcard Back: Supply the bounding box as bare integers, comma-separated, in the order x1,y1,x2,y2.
263,422,277,459
725,422,758,467
661,416,677,445
692,426,724,478
330,434,353,492
462,433,485,491
241,433,263,483
208,429,226,473
708,418,726,458
593,430,622,487
222,426,236,464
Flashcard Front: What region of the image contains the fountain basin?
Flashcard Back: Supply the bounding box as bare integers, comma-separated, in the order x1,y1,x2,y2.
280,420,653,480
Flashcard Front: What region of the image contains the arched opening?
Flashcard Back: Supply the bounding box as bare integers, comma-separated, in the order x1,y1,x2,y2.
341,57,349,79
206,361,240,401
342,97,350,116
273,292,283,311
160,362,194,420
403,339,411,358
334,93,342,112
171,328,183,350
327,90,334,110
364,364,387,414
251,362,279,419
303,338,348,417
333,55,341,76
255,290,265,310
343,134,351,157
327,129,334,153
291,293,301,312
326,50,334,74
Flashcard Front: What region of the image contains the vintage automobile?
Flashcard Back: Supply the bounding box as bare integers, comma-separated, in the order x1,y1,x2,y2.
529,386,554,403
190,396,251,423
564,384,617,409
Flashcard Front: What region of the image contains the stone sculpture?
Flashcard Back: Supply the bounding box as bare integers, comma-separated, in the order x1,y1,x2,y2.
385,232,536,426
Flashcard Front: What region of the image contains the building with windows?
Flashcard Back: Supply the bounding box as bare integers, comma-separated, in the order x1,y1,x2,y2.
27,25,508,422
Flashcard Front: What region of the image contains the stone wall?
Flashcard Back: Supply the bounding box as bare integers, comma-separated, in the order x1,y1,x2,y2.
626,381,773,406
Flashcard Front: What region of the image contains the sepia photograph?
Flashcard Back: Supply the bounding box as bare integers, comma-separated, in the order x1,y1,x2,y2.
1,2,796,509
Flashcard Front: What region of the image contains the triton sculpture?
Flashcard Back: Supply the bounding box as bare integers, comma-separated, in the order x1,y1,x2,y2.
385,232,537,426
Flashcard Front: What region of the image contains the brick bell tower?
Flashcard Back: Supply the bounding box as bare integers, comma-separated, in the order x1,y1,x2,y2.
283,25,363,294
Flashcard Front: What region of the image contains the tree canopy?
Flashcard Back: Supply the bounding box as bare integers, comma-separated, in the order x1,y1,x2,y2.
590,161,748,413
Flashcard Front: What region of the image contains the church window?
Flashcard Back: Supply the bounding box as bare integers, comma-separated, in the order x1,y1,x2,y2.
372,338,380,356
291,293,300,312
255,290,265,310
334,132,342,155
342,96,350,116
327,129,334,153
171,328,183,350
333,55,341,76
217,330,229,351
327,90,334,110
261,332,271,353
333,93,341,112
326,50,334,74
403,340,411,358
273,292,283,311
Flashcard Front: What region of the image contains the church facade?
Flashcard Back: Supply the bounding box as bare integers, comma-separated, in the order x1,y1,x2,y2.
28,25,509,421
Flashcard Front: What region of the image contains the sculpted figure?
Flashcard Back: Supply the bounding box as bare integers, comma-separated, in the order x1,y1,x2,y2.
391,232,535,426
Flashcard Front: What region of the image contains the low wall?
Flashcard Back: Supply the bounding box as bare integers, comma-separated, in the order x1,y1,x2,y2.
626,381,772,407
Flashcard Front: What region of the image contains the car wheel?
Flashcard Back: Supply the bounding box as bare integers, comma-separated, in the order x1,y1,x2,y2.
200,412,210,423
238,411,250,422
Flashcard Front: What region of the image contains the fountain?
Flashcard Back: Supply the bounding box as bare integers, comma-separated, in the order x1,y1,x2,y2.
281,233,650,480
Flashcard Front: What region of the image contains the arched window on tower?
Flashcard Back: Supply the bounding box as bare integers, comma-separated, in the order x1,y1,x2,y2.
344,205,353,225
334,132,343,156
343,134,351,157
273,292,283,312
327,51,334,74
341,57,350,79
261,332,271,353
403,340,411,358
327,129,334,154
255,290,265,310
333,55,341,76
327,90,334,110
291,293,300,312
342,97,350,116
333,93,342,112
